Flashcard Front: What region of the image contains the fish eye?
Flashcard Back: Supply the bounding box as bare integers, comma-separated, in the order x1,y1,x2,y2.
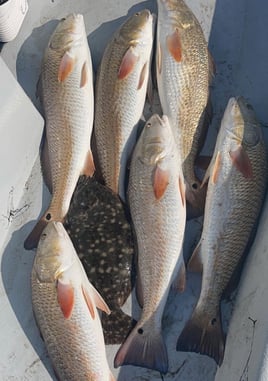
40,233,47,241
147,122,152,128
61,17,66,21
135,12,140,16
192,183,198,190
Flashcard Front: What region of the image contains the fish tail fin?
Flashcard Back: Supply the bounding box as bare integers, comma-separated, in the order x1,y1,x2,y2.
24,210,60,250
176,307,225,366
114,323,168,373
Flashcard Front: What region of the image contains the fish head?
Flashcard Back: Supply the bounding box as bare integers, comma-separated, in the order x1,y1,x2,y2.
138,114,175,166
119,9,153,48
34,222,75,283
222,97,261,151
49,13,85,52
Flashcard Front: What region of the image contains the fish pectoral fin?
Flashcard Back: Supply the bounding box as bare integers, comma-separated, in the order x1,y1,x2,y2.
187,239,203,273
110,372,116,381
229,146,253,178
58,51,76,82
83,283,111,316
166,28,182,62
81,150,95,177
57,279,75,319
81,284,96,319
172,260,186,293
80,60,90,88
118,47,139,80
146,64,154,105
201,151,220,187
153,166,170,200
114,325,168,373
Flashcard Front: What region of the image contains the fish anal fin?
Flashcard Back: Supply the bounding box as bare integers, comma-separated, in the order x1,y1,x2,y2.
153,166,169,200
80,61,90,88
118,47,139,80
137,62,148,90
166,28,182,62
57,279,75,319
212,151,221,184
81,150,95,177
135,270,143,308
176,308,225,366
87,283,111,315
229,146,253,179
58,51,76,82
187,240,203,273
172,260,186,293
114,325,168,373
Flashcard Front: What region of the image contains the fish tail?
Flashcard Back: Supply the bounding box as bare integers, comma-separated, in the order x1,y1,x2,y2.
114,323,168,373
176,307,225,366
24,209,62,250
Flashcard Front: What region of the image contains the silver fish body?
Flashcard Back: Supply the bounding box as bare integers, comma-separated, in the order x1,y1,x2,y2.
32,222,114,381
24,14,95,250
114,114,186,373
177,97,268,366
94,9,154,202
156,0,213,216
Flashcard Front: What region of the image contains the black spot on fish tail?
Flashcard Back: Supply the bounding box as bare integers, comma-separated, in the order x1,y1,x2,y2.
176,307,225,366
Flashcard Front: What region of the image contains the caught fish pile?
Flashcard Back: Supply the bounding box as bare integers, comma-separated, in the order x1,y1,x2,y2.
21,1,268,380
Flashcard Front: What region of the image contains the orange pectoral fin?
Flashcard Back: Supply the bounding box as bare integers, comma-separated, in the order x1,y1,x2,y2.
153,166,170,200
57,280,75,319
118,47,139,80
58,51,76,82
229,146,253,178
166,28,182,62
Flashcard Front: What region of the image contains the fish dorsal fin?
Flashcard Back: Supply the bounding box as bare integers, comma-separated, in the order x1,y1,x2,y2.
58,51,76,82
211,151,221,184
187,239,203,273
137,61,148,90
178,175,186,207
57,279,75,319
81,150,95,177
157,42,162,75
229,146,253,178
83,283,111,315
80,61,90,88
166,28,182,62
153,166,170,200
118,47,139,80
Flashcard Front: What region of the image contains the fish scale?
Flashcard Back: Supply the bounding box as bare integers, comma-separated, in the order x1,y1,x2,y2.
177,96,268,366
94,9,154,201
156,0,213,216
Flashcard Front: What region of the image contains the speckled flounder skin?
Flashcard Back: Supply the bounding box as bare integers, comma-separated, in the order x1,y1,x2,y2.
64,176,135,344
